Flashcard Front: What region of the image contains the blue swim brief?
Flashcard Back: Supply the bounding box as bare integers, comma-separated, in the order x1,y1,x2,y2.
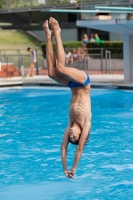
68,71,90,88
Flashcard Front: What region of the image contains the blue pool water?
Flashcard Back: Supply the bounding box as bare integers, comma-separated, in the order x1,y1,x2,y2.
0,87,133,200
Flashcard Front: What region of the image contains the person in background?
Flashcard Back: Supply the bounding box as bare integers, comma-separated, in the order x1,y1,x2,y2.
65,50,73,64
82,34,89,53
26,47,37,77
94,33,103,45
90,33,95,42
77,48,84,61
72,49,79,62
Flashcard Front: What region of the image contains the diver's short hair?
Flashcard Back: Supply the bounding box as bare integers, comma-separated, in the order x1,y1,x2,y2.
68,134,81,145
69,135,89,145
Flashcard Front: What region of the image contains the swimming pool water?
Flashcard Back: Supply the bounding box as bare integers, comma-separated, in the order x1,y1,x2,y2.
0,87,133,200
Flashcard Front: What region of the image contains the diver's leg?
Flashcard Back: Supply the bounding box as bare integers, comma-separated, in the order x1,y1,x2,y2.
43,20,69,85
49,17,87,83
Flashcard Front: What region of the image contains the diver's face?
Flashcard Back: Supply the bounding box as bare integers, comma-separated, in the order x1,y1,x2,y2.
69,127,80,143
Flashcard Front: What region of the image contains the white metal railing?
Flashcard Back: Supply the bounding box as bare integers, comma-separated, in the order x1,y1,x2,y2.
0,0,133,10
0,48,123,77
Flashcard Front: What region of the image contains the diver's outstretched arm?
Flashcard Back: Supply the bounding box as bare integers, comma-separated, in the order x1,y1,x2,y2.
61,125,69,175
70,122,91,176
61,124,75,179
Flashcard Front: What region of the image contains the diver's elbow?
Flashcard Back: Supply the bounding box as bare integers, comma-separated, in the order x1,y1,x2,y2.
61,144,65,151
77,145,83,152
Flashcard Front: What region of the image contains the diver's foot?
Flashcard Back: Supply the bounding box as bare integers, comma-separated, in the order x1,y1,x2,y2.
49,17,61,36
43,20,53,38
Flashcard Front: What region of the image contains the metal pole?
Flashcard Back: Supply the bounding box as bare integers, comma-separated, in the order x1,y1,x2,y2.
36,49,39,75
105,50,107,74
6,57,8,77
29,11,32,26
21,57,24,78
106,50,111,74
18,49,20,71
109,51,111,73
101,48,103,73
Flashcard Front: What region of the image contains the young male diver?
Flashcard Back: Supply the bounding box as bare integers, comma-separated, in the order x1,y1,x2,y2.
43,17,92,179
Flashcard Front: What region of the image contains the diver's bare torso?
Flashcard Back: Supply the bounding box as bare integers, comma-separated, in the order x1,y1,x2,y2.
69,84,91,128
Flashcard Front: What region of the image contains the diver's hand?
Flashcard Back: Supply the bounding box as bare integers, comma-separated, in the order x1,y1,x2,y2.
69,167,76,179
64,169,75,180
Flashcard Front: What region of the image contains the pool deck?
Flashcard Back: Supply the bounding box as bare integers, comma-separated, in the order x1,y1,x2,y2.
0,73,133,90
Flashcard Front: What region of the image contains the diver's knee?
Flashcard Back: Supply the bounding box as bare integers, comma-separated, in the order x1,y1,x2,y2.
48,71,55,79
56,64,65,74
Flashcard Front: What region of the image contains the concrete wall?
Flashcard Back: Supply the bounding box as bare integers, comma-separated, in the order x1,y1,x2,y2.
31,29,78,42
87,58,124,71
43,58,124,71
109,32,123,41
